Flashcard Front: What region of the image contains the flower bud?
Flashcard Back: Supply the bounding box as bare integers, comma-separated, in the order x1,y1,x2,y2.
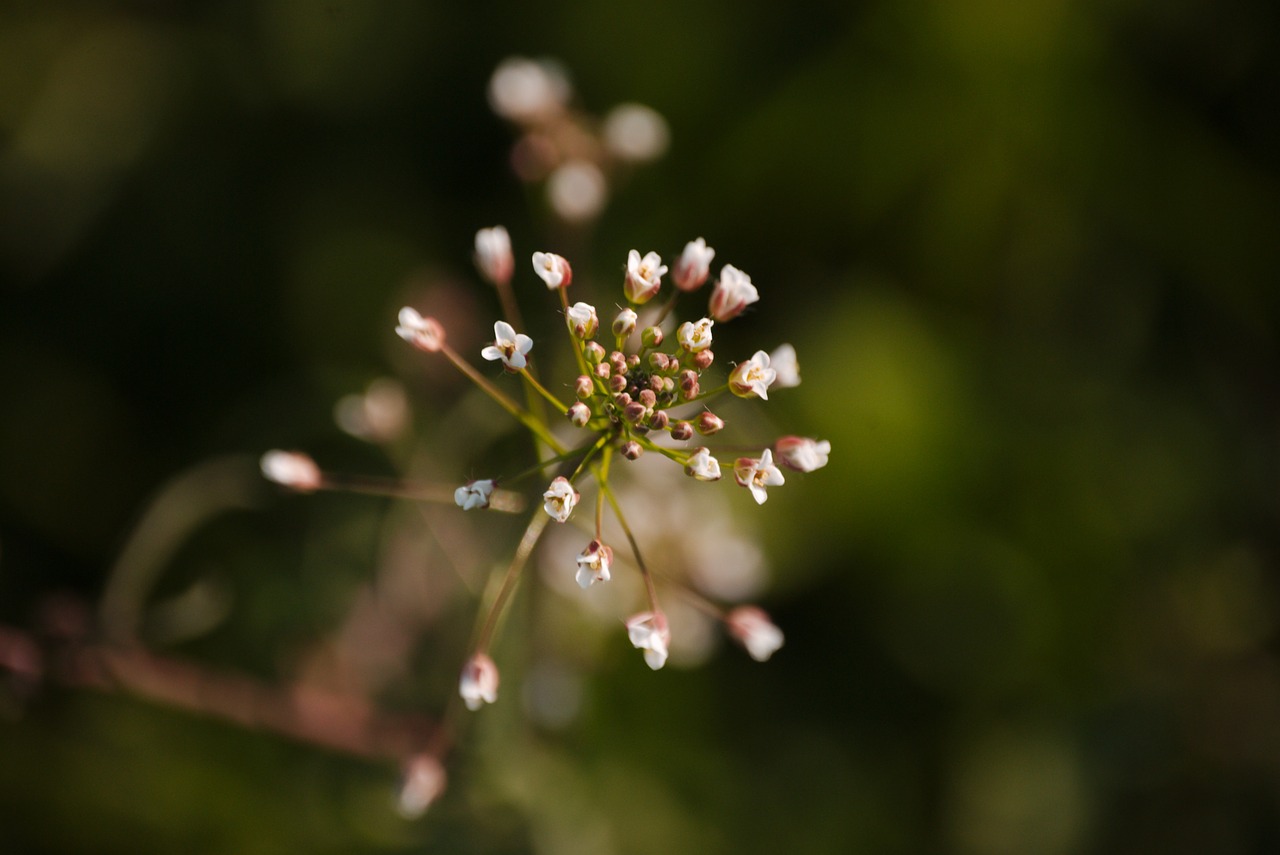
567,402,591,427
608,374,628,393
397,754,447,818
774,436,831,472
474,226,513,286
708,264,758,321
575,374,593,398
649,410,670,430
614,392,632,407
532,251,573,289
612,307,638,339
623,401,648,423
641,326,664,349
566,301,599,339
649,375,665,393
584,341,606,364
638,388,657,409
609,351,628,375
396,307,446,353
594,362,612,380
649,352,671,372
692,349,714,370
695,412,725,435
626,353,641,369
671,421,694,442
679,369,700,400
261,450,322,492
725,606,784,662
621,440,644,460
673,237,715,292
459,653,499,710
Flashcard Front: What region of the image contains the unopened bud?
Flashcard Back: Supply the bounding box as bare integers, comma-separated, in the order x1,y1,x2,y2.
641,326,664,349
649,374,665,392
621,440,644,460
695,412,725,435
671,421,695,441
612,307,638,339
624,402,648,423
608,374,628,393
693,349,714,370
584,341,606,364
396,307,446,353
566,302,599,339
609,351,628,375
649,352,671,372
614,392,632,407
626,353,641,369
638,388,657,408
649,410,670,430
475,226,513,287
567,402,591,427
261,451,322,492
575,374,593,398
594,362,612,380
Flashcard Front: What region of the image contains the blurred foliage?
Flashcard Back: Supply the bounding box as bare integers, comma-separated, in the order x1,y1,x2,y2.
1,0,1278,853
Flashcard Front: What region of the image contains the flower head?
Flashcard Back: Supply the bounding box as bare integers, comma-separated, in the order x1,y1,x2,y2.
774,436,830,472
726,606,784,662
396,307,446,353
566,301,599,339
623,250,667,304
709,264,759,322
475,226,514,286
481,320,534,372
684,447,722,481
575,540,614,588
733,449,785,504
673,238,715,292
543,476,580,523
729,351,777,400
770,343,800,389
260,451,322,492
532,251,573,289
677,317,714,353
612,307,638,339
459,653,499,711
625,611,671,670
455,479,496,510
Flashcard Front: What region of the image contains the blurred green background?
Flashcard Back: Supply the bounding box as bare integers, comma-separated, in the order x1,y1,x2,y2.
1,0,1278,852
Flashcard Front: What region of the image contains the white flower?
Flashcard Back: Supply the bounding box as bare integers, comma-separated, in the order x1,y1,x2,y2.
260,450,322,492
566,301,599,339
625,611,671,670
733,449,785,505
334,378,409,443
769,343,800,388
531,251,573,289
395,307,445,353
774,436,830,473
677,317,714,353
454,479,496,510
683,447,722,481
475,226,513,286
459,653,499,711
575,540,614,588
487,57,570,121
602,103,670,162
726,606,784,662
673,238,715,292
547,160,607,223
612,307,638,339
481,320,534,371
397,754,447,818
708,264,759,322
543,476,579,523
729,350,778,400
623,249,667,304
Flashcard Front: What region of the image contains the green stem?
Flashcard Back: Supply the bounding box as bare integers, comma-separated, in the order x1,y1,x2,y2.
520,367,569,414
472,510,551,654
440,344,566,455
602,484,660,614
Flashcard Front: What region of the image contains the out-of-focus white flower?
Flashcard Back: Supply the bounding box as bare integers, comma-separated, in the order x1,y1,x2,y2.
397,754,447,818
623,249,667,305
454,479,496,510
488,57,571,122
547,160,607,222
774,436,830,472
396,307,445,353
612,307,638,339
733,449,785,505
726,606,784,662
602,103,670,162
684,447,722,481
481,320,534,371
625,611,670,670
531,251,573,289
566,301,598,339
709,264,759,322
769,343,800,388
459,653,499,710
335,378,409,443
673,237,715,292
575,540,614,588
260,451,322,492
475,226,514,286
677,317,714,353
543,476,580,523
729,350,777,400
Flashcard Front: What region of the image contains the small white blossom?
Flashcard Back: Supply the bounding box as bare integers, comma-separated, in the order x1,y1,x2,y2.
543,476,579,523
475,226,514,286
769,343,800,388
459,653,499,711
677,317,714,353
531,251,573,289
708,264,759,322
625,611,671,670
334,378,409,443
481,320,534,371
624,249,668,304
397,754,447,818
454,479,496,510
733,449,785,505
602,103,670,162
488,57,570,121
575,540,614,588
547,160,608,223
260,451,322,492
673,238,715,292
729,351,778,400
774,436,830,473
395,307,446,353
684,447,722,481
726,606,784,662
612,307,638,339
566,301,599,339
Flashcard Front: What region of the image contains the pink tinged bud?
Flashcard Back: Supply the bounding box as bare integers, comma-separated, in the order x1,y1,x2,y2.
454,479,496,510
575,540,614,588
531,251,573,289
398,754,447,818
641,326,664,349
733,449,785,504
396,307,445,353
623,249,668,304
709,264,759,322
621,440,644,460
623,402,647,423
649,410,670,430
684,447,722,481
774,436,831,472
769,343,800,388
677,317,714,353
626,354,641,369
474,225,514,286
673,237,715,292
692,349,715,370
695,412,724,435
612,307,638,339
625,611,671,670
649,375,665,393
608,374,627,393
459,653,499,711
595,362,613,380
649,352,671,372
637,388,657,408
729,351,777,400
567,402,591,427
574,375,593,398
671,421,695,442
585,342,607,366
726,606,784,662
481,320,534,372
609,351,628,375
543,476,579,522
260,451,322,492
566,301,599,339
